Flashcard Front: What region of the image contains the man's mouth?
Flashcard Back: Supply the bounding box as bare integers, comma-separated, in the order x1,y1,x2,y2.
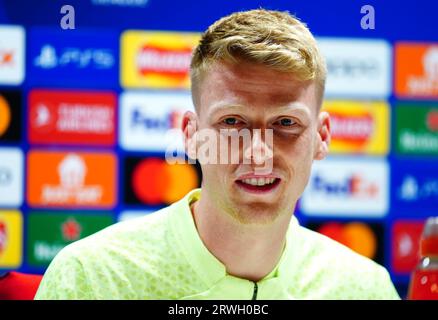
235,177,281,193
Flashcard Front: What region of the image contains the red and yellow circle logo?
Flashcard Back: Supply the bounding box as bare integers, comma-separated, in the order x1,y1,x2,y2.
317,222,377,259
0,95,11,137
132,158,199,205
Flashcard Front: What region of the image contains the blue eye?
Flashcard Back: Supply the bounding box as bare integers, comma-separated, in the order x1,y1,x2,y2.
223,117,239,125
278,118,296,126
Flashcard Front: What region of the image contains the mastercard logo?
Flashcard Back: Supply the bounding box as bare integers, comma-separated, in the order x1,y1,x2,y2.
316,222,378,259
131,158,200,205
0,94,11,137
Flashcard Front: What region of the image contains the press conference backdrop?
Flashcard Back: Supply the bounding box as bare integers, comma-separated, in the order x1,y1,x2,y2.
0,0,437,298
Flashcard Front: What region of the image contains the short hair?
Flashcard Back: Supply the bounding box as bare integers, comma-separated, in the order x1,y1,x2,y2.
190,9,327,110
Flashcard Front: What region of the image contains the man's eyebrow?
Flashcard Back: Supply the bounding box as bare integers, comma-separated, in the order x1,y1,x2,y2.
207,102,312,118
207,103,245,117
272,104,312,118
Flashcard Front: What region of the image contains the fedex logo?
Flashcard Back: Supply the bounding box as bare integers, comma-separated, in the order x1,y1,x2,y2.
301,158,389,217
313,174,379,198
120,92,194,152
131,107,183,131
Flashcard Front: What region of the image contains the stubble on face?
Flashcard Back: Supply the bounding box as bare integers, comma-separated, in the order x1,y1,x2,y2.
193,61,321,226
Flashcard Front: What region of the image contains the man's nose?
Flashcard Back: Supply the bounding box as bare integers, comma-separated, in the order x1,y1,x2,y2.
243,129,274,165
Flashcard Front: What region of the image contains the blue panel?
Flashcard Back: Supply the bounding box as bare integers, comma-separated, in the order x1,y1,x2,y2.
27,27,119,88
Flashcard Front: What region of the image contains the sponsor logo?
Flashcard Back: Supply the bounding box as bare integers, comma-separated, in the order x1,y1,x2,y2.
306,221,383,263
0,221,6,254
396,103,438,155
391,220,424,274
395,43,438,98
392,160,438,212
34,44,114,70
317,38,391,98
0,210,22,268
29,89,116,146
0,95,11,137
398,175,438,202
121,31,200,89
27,212,113,267
0,148,23,206
28,28,118,86
300,158,389,217
0,91,21,142
0,25,25,85
27,151,117,208
322,101,389,155
124,157,200,205
120,92,194,151
0,167,12,186
61,217,82,241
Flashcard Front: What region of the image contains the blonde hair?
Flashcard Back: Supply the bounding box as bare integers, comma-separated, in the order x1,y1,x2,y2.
190,9,327,107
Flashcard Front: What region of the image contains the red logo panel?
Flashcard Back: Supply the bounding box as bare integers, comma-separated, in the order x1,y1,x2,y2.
392,220,425,274
28,89,116,146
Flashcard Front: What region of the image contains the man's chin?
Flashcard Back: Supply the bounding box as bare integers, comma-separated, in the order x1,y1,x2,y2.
227,200,285,225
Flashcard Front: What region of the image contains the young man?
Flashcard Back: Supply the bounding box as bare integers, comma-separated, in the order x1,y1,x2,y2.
35,9,400,299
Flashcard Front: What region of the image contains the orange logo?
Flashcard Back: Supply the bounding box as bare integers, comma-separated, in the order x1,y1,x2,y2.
0,94,11,136
395,43,438,98
0,50,14,66
27,151,117,208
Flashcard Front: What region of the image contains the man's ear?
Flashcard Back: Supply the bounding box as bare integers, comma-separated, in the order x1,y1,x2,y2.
314,111,331,160
182,111,198,160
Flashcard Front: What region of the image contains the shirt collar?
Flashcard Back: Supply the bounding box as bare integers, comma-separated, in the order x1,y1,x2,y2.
169,188,300,289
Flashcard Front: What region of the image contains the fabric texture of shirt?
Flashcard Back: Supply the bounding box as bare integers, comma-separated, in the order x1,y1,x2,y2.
35,188,400,300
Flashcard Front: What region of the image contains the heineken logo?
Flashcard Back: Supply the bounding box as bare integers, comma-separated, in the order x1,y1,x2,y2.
396,104,438,155
427,111,438,131
61,217,82,241
27,212,113,267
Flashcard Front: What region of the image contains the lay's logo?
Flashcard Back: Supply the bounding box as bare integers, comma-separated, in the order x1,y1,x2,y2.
330,112,373,145
0,221,6,254
137,45,193,78
0,210,22,268
322,101,389,155
121,31,200,89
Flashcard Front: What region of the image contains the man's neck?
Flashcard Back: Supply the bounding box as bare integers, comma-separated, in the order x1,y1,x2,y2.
190,193,292,282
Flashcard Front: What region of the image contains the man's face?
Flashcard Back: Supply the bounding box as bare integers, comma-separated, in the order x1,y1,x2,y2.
186,61,330,224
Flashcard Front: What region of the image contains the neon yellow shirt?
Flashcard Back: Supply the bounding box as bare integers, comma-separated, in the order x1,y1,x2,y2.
35,189,400,300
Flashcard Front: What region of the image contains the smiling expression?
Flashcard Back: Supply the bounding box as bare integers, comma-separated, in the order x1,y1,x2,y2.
186,60,330,224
